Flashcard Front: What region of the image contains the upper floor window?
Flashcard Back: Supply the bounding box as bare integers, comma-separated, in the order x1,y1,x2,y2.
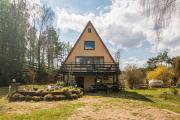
88,28,91,33
76,56,104,64
84,41,95,50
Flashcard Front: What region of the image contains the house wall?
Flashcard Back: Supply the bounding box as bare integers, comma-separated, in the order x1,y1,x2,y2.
84,76,95,90
65,23,114,63
102,76,113,88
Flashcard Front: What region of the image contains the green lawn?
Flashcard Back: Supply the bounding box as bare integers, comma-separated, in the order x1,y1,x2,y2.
101,88,180,113
128,88,180,113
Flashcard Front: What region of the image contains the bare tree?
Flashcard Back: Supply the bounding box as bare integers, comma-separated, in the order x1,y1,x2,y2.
115,48,121,63
123,64,146,89
139,0,178,43
24,67,37,88
36,4,54,81
27,26,37,65
114,48,122,69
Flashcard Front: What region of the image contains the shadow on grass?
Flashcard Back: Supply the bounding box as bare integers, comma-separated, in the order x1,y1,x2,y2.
86,91,154,103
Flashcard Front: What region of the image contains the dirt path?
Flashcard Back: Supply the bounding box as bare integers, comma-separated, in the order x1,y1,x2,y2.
68,94,180,120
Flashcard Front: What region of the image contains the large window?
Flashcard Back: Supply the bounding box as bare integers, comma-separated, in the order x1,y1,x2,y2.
76,56,104,64
84,41,95,50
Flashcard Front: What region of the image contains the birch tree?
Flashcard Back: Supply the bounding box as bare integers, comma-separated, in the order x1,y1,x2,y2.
140,0,178,42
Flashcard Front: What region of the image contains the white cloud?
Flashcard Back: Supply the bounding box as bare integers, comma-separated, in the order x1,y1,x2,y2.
56,0,153,49
120,57,146,70
57,9,95,33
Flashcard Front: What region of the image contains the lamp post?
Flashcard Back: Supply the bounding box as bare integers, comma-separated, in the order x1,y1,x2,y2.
12,78,18,92
8,85,12,97
12,79,16,83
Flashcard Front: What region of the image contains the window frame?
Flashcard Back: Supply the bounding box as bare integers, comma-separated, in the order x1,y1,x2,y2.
84,41,95,50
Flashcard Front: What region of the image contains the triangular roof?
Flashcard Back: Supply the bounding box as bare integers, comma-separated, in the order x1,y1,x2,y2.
64,21,115,63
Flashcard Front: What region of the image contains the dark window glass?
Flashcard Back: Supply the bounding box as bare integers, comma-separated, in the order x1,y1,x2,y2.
94,57,104,64
76,57,85,64
84,41,95,50
76,56,104,64
88,28,91,33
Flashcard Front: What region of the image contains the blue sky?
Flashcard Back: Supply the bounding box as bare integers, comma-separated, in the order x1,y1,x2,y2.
39,0,180,69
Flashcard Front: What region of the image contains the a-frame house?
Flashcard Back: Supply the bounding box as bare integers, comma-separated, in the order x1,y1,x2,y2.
60,21,120,91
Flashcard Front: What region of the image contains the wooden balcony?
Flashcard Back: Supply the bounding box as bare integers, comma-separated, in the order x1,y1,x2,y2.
60,62,119,75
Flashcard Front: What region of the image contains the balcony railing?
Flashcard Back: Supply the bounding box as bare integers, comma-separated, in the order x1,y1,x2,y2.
60,62,119,73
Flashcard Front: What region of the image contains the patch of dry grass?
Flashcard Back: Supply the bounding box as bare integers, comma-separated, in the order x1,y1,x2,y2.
0,102,83,120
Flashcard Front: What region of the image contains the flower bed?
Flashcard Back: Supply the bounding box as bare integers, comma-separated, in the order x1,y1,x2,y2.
8,87,83,102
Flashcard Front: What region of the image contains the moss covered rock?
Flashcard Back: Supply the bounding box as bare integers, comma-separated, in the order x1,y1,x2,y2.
44,94,55,101
9,93,25,101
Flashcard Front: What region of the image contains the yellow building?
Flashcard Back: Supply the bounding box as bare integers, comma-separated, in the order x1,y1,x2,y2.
61,21,120,91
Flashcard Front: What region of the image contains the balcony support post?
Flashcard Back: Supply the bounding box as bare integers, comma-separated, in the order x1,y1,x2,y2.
113,75,115,86
116,72,119,86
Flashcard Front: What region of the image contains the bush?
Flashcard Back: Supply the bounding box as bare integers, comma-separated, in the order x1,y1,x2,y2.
56,81,65,87
147,66,174,86
123,65,146,89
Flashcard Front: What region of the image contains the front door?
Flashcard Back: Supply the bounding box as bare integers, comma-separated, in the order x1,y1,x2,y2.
75,77,84,88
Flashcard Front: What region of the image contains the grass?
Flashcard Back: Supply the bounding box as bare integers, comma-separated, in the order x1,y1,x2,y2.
128,88,180,113
0,86,180,119
0,102,84,120
99,88,180,113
